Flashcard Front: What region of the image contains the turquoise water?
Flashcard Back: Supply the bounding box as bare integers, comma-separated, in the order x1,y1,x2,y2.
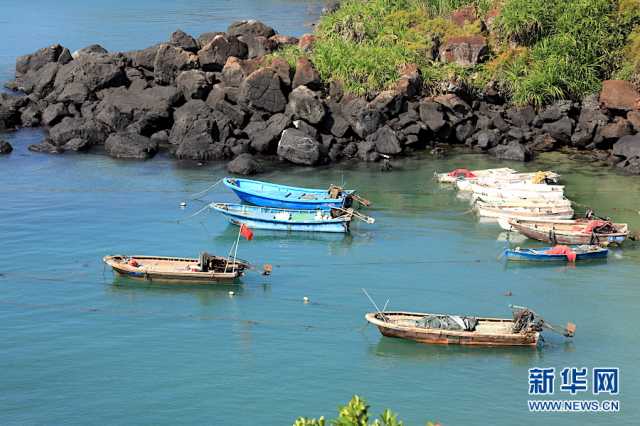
2,1,640,425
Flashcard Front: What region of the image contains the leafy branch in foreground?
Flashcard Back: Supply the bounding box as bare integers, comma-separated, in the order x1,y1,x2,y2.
293,395,440,426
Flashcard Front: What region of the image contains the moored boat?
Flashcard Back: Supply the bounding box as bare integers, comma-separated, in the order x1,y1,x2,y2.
503,245,608,262
103,253,250,284
475,202,574,220
506,219,629,245
365,306,575,346
470,183,565,201
223,177,369,210
211,203,374,233
456,171,560,191
435,167,517,183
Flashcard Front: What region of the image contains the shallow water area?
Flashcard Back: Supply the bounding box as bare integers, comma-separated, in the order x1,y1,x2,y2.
1,1,640,424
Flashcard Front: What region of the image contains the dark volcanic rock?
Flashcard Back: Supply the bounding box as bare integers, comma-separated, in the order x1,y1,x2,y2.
170,29,199,53
492,141,532,162
506,105,535,128
221,56,259,87
176,69,211,100
198,35,248,71
247,113,290,153
207,96,247,127
322,101,350,138
239,68,286,113
599,118,632,141
612,134,640,160
343,97,381,139
124,44,161,70
153,44,199,85
287,85,325,124
541,116,573,144
277,128,321,165
628,111,640,132
367,125,402,155
20,102,41,127
571,95,609,147
105,132,158,159
537,100,572,123
48,117,110,148
370,90,404,119
14,62,59,97
175,138,228,161
197,32,225,49
169,100,219,147
73,44,108,57
475,129,500,149
239,35,277,59
419,100,446,132
0,139,12,154
600,80,640,111
227,20,276,39
357,141,380,162
292,57,321,90
0,93,28,130
227,153,263,175
16,44,64,78
439,36,488,67
28,140,63,154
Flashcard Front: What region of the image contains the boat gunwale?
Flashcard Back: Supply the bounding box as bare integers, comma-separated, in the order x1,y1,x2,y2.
223,177,355,203
211,203,352,225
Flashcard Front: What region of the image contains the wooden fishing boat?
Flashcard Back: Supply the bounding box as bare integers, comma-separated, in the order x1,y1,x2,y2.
103,253,250,283
223,177,369,210
471,192,569,205
211,203,374,233
503,245,608,262
365,306,573,346
470,182,565,199
474,198,573,209
497,216,577,231
506,219,629,245
456,172,560,191
435,167,517,183
475,201,573,219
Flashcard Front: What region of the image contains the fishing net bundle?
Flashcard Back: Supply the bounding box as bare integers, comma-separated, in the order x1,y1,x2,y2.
415,314,478,331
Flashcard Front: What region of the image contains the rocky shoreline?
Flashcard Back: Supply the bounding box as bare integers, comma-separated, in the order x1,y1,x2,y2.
1,18,639,175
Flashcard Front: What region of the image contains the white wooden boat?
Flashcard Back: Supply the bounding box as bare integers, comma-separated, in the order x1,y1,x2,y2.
436,167,517,184
498,216,577,231
456,172,560,191
472,194,572,206
503,219,629,245
471,187,565,202
476,203,574,220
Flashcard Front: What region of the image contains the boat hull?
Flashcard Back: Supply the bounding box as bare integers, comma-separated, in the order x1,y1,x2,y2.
366,312,539,346
224,178,352,210
504,246,608,262
508,221,629,245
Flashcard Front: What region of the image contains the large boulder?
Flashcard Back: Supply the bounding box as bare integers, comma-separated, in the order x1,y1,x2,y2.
419,100,446,132
170,29,199,53
0,139,12,154
541,116,573,144
598,118,632,141
287,85,325,124
41,103,70,127
492,141,533,162
197,35,248,71
124,44,161,70
342,97,381,139
599,80,640,111
322,101,350,138
439,36,488,67
238,35,277,59
104,132,158,159
571,95,609,147
73,44,108,58
367,125,402,155
94,85,178,134
14,62,60,97
16,44,64,79
221,56,259,87
227,20,276,39
20,102,42,127
227,153,262,175
628,111,640,132
153,44,199,85
292,57,321,90
247,113,290,153
238,67,287,113
475,129,500,150
277,128,322,165
394,63,422,97
176,70,211,100
612,134,640,160
505,105,535,128
169,100,218,147
370,90,404,119
207,96,247,127
48,116,110,148
174,138,229,161
0,93,29,130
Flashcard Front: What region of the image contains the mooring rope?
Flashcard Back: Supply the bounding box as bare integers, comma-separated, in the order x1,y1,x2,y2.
187,178,223,201
177,203,212,223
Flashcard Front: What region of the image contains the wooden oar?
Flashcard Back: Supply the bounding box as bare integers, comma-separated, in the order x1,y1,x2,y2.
334,207,375,224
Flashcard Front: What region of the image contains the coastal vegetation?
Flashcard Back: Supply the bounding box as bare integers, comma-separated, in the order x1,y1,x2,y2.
293,395,438,426
273,0,640,105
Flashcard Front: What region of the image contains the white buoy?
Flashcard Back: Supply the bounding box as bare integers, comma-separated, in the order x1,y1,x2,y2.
180,201,187,208
303,296,309,304
228,291,235,296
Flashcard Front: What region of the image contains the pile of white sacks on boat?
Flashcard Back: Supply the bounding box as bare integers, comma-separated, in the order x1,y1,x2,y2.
436,167,573,231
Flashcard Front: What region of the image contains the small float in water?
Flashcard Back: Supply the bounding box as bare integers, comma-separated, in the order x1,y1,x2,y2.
503,245,608,262
365,305,575,347
103,253,250,284
223,177,370,210
211,203,374,233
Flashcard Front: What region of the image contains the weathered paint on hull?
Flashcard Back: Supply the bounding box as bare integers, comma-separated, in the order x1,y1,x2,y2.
228,217,348,233
376,325,538,346
515,226,628,245
111,268,241,284
504,249,608,262
229,187,347,210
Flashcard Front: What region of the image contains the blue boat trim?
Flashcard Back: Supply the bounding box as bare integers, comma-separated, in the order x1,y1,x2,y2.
223,177,354,210
211,203,351,233
503,246,608,262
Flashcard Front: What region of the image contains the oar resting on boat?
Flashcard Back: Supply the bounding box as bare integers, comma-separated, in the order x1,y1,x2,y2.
365,305,575,347
210,203,375,233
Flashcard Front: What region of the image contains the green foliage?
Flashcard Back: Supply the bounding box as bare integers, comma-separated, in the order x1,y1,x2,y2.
267,45,304,70
293,396,411,426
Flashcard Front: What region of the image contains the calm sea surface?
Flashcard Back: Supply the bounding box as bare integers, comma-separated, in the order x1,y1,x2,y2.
1,2,640,425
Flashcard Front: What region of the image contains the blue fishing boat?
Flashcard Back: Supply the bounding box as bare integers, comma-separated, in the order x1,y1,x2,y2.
503,245,608,262
222,177,369,210
211,203,374,233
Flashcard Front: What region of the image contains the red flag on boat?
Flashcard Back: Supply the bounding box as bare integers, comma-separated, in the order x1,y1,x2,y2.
240,223,253,240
